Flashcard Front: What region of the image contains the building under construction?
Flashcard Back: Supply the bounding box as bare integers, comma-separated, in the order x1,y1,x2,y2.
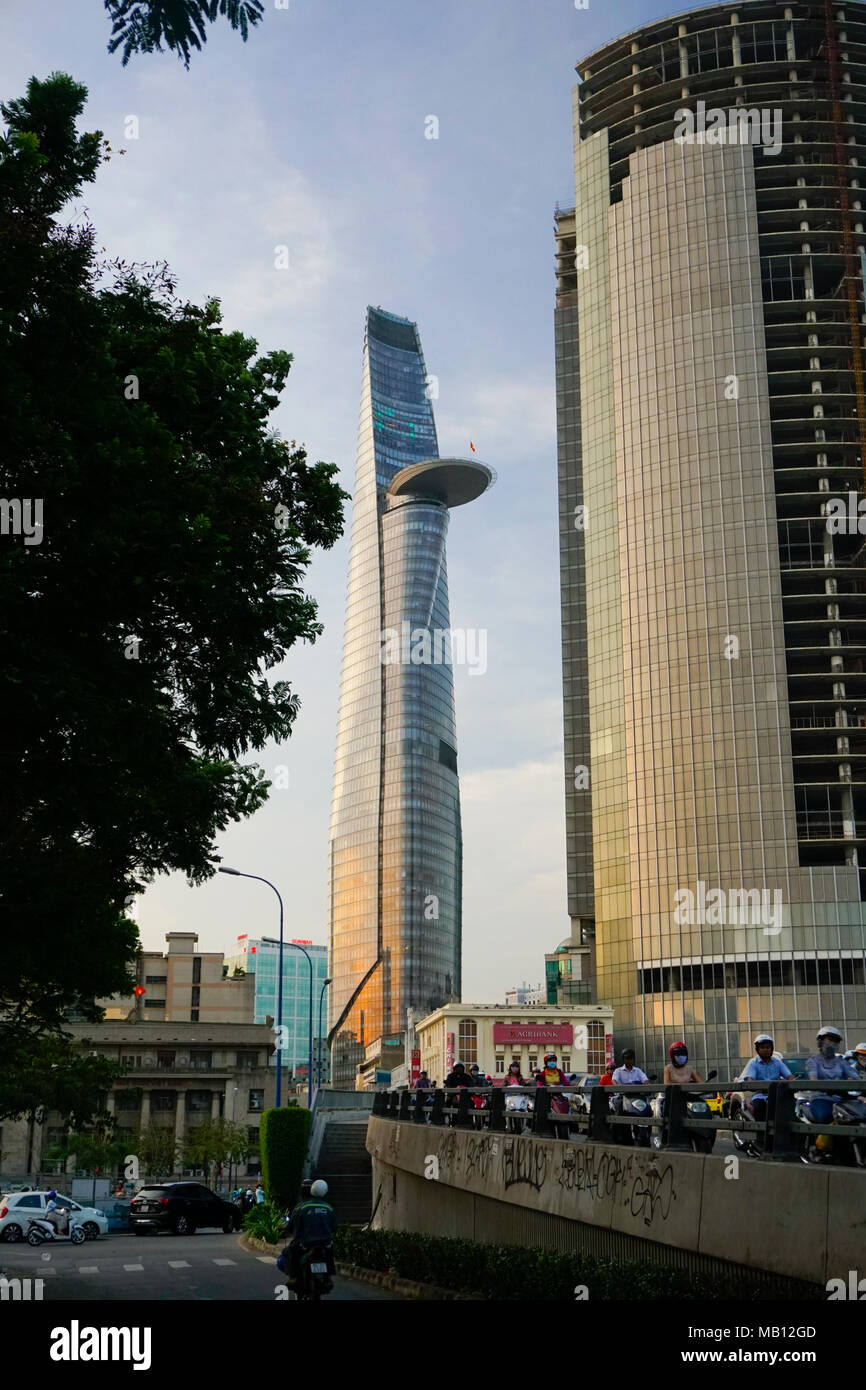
556,1,866,1074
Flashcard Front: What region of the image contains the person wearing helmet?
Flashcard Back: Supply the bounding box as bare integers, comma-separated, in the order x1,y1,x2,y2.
536,1052,572,1140
283,1178,338,1290
44,1190,68,1235
663,1041,703,1085
851,1043,866,1080
611,1048,650,1086
807,1027,857,1082
736,1034,792,1120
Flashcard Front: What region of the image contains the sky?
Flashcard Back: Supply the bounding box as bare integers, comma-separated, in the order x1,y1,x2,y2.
0,0,666,1004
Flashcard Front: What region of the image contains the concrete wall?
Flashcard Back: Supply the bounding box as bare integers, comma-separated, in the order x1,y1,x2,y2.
367,1116,865,1288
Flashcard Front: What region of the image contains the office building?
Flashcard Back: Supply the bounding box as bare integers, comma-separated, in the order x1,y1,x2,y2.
224,936,330,1084
328,307,492,1085
556,0,866,1074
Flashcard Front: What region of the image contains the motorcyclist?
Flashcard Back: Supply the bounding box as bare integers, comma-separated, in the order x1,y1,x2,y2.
284,1179,338,1291
807,1026,857,1082
537,1052,571,1139
44,1191,68,1235
663,1041,703,1084
611,1048,650,1086
736,1033,792,1120
851,1043,866,1082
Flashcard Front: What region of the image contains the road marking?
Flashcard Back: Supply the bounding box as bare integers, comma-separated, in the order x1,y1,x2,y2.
168,1260,191,1268
256,1256,273,1264
123,1263,145,1271
78,1266,99,1274
212,1258,235,1265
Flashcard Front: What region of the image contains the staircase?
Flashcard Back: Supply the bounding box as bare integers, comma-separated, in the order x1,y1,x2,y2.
312,1121,372,1225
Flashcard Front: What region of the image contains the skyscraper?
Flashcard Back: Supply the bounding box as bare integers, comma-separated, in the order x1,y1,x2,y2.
328,307,492,1086
557,0,866,1075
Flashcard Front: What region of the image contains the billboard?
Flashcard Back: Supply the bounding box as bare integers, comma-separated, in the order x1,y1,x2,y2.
492,1023,574,1045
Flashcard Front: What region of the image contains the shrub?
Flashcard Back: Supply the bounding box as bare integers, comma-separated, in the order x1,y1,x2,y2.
332,1229,821,1301
259,1106,311,1210
244,1200,285,1245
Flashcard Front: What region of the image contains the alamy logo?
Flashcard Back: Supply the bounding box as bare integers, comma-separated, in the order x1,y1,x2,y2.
0,1276,43,1300
673,881,784,935
827,1270,866,1299
825,492,866,534
49,1321,151,1370
674,101,782,157
0,498,43,546
380,621,487,675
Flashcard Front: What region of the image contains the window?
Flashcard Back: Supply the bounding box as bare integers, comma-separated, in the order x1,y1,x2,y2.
495,1057,504,1073
528,1056,538,1071
248,1090,264,1113
236,1051,259,1070
188,1052,212,1071
562,1056,571,1072
186,1090,211,1113
151,1092,176,1112
457,1018,477,1066
587,1021,605,1075
157,1051,175,1069
121,1055,142,1069
145,975,167,985
247,1126,260,1145
115,1091,141,1111
146,999,166,1009
15,1195,42,1208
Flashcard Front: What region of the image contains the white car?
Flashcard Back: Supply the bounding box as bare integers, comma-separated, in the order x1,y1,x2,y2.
0,1190,109,1243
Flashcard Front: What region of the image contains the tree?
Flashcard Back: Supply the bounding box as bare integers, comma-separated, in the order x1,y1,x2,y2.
43,1122,129,1177
0,73,347,1096
132,1122,182,1178
104,1,265,67
182,1117,249,1184
0,1035,121,1126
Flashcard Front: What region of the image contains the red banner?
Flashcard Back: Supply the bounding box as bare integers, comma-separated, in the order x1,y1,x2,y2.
410,1048,421,1085
492,1023,573,1045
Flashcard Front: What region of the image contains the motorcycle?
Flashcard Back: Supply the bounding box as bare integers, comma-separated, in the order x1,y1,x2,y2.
26,1214,86,1246
797,1091,866,1167
651,1071,718,1153
610,1075,656,1147
504,1090,529,1135
289,1243,334,1301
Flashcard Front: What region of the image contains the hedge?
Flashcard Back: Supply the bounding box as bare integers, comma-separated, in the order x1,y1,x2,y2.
333,1228,823,1301
259,1106,311,1211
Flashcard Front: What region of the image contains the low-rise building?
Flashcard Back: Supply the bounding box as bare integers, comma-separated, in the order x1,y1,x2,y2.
0,1021,276,1182
97,931,256,1025
415,1002,615,1084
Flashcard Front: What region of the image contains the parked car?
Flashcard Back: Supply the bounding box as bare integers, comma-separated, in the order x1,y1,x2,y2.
0,1190,109,1243
572,1075,601,1113
129,1182,242,1236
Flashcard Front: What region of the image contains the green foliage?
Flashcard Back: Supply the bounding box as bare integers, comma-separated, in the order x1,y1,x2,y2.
131,1122,181,1178
43,1123,129,1176
333,1229,823,1302
0,72,347,1082
259,1107,311,1210
104,1,265,67
182,1118,248,1183
243,1200,284,1244
0,1035,122,1125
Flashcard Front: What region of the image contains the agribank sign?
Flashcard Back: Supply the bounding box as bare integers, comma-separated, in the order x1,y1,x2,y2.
493,1023,574,1045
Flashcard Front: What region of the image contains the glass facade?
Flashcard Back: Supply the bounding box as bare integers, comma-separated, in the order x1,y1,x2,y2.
328,307,491,1085
559,1,866,1077
224,937,329,1080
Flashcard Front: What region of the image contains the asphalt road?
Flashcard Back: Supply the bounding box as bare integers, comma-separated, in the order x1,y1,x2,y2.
0,1230,401,1301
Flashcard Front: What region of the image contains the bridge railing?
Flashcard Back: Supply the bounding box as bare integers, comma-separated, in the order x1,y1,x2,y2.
371,1078,866,1160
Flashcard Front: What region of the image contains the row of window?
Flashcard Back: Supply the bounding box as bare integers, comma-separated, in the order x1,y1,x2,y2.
121,1051,260,1070
115,1089,265,1113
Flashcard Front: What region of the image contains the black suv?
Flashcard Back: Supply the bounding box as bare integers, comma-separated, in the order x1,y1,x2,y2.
129,1182,241,1236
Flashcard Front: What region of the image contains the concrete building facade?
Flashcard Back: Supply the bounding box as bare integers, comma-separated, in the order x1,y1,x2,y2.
415,1002,615,1084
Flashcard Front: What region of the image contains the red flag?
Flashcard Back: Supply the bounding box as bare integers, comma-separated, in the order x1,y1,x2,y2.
469,440,476,452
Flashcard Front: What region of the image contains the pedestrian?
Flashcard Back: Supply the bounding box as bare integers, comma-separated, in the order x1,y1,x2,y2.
255,1182,266,1204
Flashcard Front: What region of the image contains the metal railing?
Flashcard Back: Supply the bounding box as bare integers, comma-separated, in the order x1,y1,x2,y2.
372,1079,866,1162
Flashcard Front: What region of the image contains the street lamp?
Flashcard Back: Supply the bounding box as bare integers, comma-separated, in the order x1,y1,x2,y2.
218,867,289,1107
317,978,333,1093
228,1086,238,1194
261,936,314,1111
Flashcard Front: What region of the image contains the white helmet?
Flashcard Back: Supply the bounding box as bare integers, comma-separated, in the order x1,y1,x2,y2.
817,1025,842,1043
310,1179,328,1198
754,1033,774,1050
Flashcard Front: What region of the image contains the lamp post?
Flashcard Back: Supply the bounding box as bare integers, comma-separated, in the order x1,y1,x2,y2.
261,936,314,1110
228,1085,238,1195
317,978,333,1092
218,867,288,1107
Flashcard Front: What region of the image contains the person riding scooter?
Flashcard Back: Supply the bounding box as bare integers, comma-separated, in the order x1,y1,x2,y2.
663,1041,703,1084
537,1052,571,1139
807,1026,857,1082
737,1033,792,1121
44,1192,68,1236
284,1179,338,1291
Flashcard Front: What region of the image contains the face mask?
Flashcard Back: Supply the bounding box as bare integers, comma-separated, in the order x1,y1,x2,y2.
672,1054,687,1066
821,1043,837,1059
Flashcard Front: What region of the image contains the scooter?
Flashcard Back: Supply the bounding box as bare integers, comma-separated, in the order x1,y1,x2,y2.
610,1076,656,1147
26,1214,86,1246
797,1091,866,1166
651,1071,718,1152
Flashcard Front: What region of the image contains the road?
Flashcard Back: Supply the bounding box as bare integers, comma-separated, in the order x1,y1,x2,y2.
0,1230,401,1301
